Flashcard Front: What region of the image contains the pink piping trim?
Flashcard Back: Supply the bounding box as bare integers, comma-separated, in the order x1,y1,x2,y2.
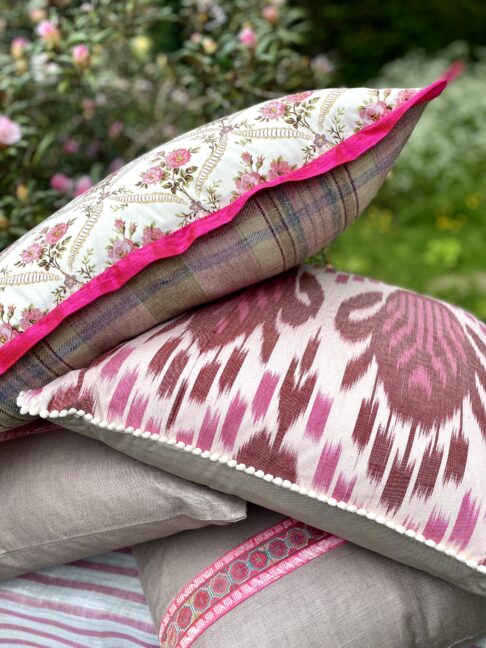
0,65,461,375
159,521,346,648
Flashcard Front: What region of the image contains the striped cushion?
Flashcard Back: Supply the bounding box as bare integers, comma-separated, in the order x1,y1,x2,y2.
0,549,159,647
0,74,449,435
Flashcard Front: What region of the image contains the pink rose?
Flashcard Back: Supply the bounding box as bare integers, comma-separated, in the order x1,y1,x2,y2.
50,173,73,194
109,239,134,262
109,157,125,173
165,148,191,168
62,139,79,154
36,20,61,46
359,101,388,127
241,152,253,166
0,323,17,345
108,121,124,139
0,115,22,146
235,171,264,193
10,37,30,59
268,159,294,181
142,225,164,245
395,89,416,107
74,175,93,197
20,307,44,330
141,166,165,185
239,27,257,48
262,5,279,22
260,101,286,120
286,91,313,104
72,44,89,66
46,222,68,245
20,243,43,264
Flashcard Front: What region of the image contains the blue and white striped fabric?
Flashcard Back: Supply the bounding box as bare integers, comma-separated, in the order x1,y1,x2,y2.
0,549,159,647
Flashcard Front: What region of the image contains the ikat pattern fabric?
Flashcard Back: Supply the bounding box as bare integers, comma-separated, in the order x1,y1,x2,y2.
19,266,486,586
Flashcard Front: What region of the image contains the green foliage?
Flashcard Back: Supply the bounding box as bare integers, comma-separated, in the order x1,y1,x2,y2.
327,45,486,318
0,0,330,249
301,0,486,84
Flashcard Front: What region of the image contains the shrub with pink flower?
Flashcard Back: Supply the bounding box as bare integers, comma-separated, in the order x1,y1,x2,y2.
62,139,79,154
108,238,134,262
109,158,125,173
45,222,69,245
36,20,61,46
142,225,164,245
235,171,264,193
239,27,257,48
140,166,166,185
74,175,93,197
262,6,279,22
50,173,73,194
72,44,89,67
19,307,44,330
20,243,43,264
268,158,295,181
359,101,389,127
108,121,124,139
0,116,22,146
0,323,17,345
10,37,30,59
259,101,286,120
165,148,191,168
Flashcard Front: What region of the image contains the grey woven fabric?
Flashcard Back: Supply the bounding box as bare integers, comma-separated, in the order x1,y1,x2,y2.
0,426,246,580
134,505,486,648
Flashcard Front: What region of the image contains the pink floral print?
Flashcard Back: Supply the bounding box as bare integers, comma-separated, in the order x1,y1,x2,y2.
140,166,166,185
45,222,69,245
259,101,286,120
0,83,424,343
165,148,192,168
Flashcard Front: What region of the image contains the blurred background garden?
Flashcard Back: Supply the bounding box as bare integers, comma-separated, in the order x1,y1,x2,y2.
1,0,485,316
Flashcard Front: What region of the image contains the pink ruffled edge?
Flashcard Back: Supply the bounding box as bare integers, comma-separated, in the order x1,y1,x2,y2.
0,65,462,375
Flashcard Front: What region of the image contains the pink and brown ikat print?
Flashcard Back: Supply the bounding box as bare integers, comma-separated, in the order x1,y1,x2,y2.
18,265,486,585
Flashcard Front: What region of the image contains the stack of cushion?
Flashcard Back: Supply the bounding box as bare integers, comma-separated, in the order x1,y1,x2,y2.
2,66,485,647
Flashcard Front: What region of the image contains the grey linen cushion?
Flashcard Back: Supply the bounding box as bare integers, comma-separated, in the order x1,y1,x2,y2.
134,505,486,648
0,425,246,580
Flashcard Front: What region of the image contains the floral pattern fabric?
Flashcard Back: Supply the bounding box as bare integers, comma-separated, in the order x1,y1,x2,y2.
0,85,419,343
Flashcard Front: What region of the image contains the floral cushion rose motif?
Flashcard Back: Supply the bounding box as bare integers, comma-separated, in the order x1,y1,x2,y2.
0,85,420,344
18,266,486,584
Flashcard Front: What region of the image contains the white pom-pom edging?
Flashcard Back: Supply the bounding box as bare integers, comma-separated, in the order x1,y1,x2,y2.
16,398,485,576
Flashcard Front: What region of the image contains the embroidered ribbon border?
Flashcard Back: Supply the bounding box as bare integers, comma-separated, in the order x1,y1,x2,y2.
159,519,346,648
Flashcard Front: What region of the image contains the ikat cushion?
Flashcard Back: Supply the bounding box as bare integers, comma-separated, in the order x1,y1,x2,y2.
0,72,453,435
0,425,246,580
133,505,486,648
18,265,486,595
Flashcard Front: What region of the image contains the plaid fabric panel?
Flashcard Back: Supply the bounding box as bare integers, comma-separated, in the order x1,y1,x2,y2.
0,104,424,434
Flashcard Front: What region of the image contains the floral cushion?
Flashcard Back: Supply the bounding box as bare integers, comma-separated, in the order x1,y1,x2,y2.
18,264,486,595
0,74,453,435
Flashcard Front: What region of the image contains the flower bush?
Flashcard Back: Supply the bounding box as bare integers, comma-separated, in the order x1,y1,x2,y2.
0,0,332,250
328,44,486,317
